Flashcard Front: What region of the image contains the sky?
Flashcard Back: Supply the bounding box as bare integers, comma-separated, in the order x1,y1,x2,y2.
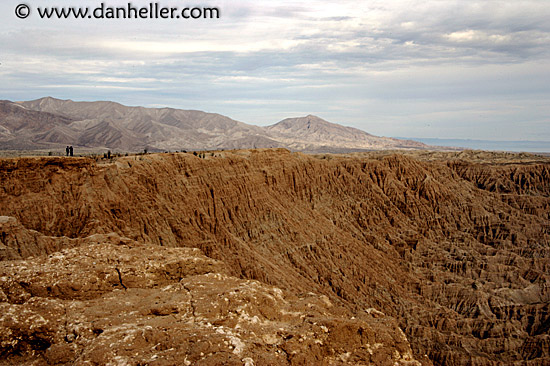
1,0,549,142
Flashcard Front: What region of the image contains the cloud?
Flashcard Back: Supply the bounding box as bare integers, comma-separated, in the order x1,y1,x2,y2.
0,0,549,141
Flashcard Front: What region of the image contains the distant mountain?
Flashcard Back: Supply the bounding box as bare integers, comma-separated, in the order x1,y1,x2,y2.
17,97,272,151
0,97,431,152
0,99,76,149
267,115,426,152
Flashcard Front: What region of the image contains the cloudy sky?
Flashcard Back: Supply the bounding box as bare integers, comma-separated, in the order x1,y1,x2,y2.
1,0,549,141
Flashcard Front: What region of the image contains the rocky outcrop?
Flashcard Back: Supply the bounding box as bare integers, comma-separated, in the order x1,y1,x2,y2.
1,149,549,365
0,235,422,366
0,216,135,260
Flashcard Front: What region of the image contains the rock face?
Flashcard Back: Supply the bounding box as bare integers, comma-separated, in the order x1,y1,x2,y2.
0,149,549,365
0,231,421,366
1,97,429,152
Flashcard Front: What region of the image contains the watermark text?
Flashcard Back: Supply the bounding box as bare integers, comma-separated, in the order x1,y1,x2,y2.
15,3,220,20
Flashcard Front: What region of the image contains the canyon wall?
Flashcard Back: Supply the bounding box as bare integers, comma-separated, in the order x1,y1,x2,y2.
1,149,549,365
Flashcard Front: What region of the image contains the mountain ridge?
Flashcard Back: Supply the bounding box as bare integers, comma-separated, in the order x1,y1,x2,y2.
0,97,431,152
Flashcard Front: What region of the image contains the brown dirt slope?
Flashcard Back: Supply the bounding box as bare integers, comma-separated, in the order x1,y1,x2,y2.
1,149,549,365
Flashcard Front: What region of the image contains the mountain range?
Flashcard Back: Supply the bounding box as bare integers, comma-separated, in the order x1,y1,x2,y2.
0,97,428,153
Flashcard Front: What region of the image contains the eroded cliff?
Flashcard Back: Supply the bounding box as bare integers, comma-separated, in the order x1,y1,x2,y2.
1,149,549,365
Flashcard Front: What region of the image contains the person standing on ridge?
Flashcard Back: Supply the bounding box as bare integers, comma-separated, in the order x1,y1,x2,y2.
66,146,69,156
69,146,73,156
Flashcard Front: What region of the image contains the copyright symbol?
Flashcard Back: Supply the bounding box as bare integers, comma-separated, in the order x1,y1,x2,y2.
15,4,30,19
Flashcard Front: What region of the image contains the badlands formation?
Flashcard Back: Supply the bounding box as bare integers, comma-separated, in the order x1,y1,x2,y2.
0,149,549,365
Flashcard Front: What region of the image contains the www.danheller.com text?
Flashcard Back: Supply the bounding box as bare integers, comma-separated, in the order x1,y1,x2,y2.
16,2,220,20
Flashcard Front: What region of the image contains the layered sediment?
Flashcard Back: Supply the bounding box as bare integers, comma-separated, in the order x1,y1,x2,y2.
1,149,549,365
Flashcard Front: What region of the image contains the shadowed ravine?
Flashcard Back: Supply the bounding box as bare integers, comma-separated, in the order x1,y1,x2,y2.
1,149,549,365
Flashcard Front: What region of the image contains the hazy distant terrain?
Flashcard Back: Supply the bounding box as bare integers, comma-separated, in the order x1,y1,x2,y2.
1,97,429,153
401,137,550,153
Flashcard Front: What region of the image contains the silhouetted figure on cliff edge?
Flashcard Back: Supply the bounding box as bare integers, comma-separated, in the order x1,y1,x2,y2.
69,146,73,157
66,146,69,156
